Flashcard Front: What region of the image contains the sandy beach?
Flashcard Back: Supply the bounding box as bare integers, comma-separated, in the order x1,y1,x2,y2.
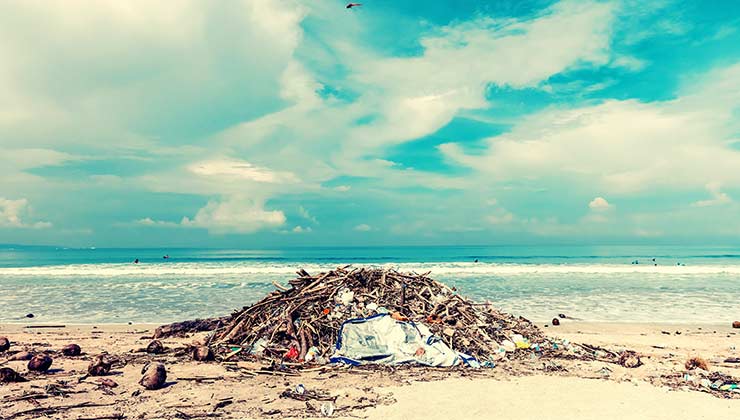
2,321,738,419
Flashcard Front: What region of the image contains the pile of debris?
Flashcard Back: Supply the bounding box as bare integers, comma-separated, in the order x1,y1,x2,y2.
201,266,550,365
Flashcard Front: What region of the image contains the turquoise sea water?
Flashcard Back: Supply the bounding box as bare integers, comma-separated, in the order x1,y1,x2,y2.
0,245,739,324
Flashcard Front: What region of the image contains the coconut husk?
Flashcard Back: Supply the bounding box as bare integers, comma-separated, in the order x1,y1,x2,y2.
28,354,52,372
0,337,9,352
88,354,112,376
146,340,164,354
9,351,33,361
0,367,26,383
98,378,118,388
685,356,709,371
618,350,642,368
192,346,214,362
61,344,81,356
139,362,167,390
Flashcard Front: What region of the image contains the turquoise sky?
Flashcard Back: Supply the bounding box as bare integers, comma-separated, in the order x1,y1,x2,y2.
1,0,739,247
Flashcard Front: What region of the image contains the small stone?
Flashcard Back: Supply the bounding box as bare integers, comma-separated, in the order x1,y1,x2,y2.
25,313,34,318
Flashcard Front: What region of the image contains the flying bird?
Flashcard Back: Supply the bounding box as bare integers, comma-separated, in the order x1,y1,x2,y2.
346,3,362,9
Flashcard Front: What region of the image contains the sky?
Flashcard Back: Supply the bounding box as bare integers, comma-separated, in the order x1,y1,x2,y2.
1,0,739,248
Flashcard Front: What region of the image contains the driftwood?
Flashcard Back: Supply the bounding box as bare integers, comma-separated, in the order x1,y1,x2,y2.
5,401,118,420
209,267,547,362
154,317,228,339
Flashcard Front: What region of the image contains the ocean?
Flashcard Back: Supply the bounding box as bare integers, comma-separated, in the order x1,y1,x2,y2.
1,245,739,325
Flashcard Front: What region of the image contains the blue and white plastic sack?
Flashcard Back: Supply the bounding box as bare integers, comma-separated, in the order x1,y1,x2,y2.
329,313,477,367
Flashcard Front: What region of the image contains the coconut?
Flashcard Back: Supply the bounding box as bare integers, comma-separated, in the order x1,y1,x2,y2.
733,321,740,329
28,354,53,372
139,362,167,390
87,354,112,376
551,318,560,326
146,339,164,354
0,367,26,383
192,346,214,362
9,351,33,361
0,337,9,352
61,343,81,356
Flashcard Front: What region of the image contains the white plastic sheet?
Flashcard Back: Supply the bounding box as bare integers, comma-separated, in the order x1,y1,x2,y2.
330,314,475,367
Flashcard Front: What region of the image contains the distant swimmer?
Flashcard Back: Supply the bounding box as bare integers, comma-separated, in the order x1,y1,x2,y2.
163,255,170,260
474,259,479,263
134,258,139,264
346,3,362,9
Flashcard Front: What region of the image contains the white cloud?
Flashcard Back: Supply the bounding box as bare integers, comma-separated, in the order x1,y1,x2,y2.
134,217,178,227
180,197,286,234
486,212,515,225
333,185,351,192
292,225,312,233
353,224,372,232
216,0,621,195
692,183,732,207
611,55,647,71
188,159,299,184
0,197,51,229
588,197,612,210
441,62,740,195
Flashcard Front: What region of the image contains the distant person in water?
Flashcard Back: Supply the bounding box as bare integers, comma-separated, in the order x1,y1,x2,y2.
163,255,170,260
134,258,139,264
474,259,479,263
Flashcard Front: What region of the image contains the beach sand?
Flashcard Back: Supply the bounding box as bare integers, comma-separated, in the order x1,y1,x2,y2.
1,321,739,419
